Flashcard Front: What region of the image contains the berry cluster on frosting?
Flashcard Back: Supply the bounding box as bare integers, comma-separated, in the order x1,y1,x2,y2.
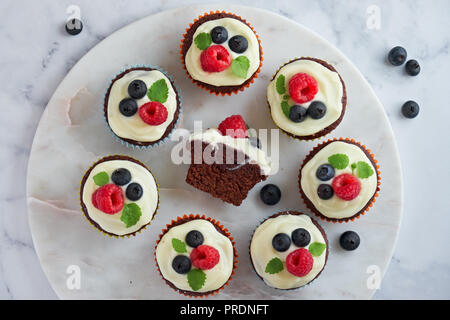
217,114,264,149
91,168,144,228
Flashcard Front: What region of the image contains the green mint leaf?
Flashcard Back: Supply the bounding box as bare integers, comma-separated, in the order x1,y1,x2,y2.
276,75,286,95
120,203,142,228
265,257,284,274
194,32,212,50
283,94,290,100
281,101,291,119
172,238,187,253
309,242,326,257
351,163,357,170
148,79,169,103
328,153,350,169
187,269,206,291
356,161,374,179
93,171,109,186
231,56,250,78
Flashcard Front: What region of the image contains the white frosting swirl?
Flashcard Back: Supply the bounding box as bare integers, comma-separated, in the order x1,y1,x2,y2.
300,141,377,219
155,219,234,293
267,59,344,136
107,69,178,142
250,214,327,290
185,17,260,86
82,159,158,236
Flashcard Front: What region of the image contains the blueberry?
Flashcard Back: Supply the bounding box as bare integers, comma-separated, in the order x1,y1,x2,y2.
339,231,360,251
249,137,261,149
126,183,143,201
289,105,307,123
291,228,311,247
316,164,335,181
128,80,147,99
307,101,327,119
260,184,281,206
185,230,204,248
228,35,248,53
211,26,228,44
65,18,83,36
119,98,138,117
388,46,407,66
172,255,192,274
405,59,420,76
317,184,334,200
111,168,131,186
401,100,420,119
272,233,291,252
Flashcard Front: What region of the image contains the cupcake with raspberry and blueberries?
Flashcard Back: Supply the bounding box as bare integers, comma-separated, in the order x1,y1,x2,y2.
180,11,262,95
80,155,159,237
267,57,347,140
155,214,237,297
104,66,181,148
299,138,381,223
250,211,328,290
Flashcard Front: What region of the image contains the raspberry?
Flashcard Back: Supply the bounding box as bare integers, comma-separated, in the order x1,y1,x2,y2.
200,45,231,72
139,102,168,126
332,173,361,201
289,73,318,104
190,245,220,270
218,115,248,138
286,248,314,277
92,184,124,214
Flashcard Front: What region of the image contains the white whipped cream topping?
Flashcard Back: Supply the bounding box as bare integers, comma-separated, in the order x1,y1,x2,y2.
156,219,234,293
82,159,158,235
185,17,260,86
188,128,272,175
301,141,378,219
250,214,327,290
267,59,344,136
107,69,178,142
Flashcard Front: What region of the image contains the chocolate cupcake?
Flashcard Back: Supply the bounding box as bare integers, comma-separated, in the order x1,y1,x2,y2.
155,214,237,297
267,57,347,140
180,11,262,95
299,138,381,223
104,66,182,148
250,211,328,290
79,155,159,237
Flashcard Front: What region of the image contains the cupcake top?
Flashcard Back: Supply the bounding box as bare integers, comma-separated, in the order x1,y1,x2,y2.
267,58,345,137
185,15,261,86
300,140,377,220
81,157,158,236
155,218,234,294
106,68,179,143
250,212,328,290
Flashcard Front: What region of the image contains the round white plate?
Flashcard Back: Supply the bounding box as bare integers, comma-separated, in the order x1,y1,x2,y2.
27,4,403,299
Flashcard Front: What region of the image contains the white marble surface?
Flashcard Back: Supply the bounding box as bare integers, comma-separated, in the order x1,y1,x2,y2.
1,0,449,299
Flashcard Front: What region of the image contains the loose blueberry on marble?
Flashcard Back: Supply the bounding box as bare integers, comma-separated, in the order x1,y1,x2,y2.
126,182,143,201
316,164,335,181
272,233,291,252
211,26,228,44
401,100,420,119
249,137,261,149
307,101,327,119
111,168,131,186
172,255,192,274
128,80,147,99
289,105,307,123
65,18,83,36
228,35,248,53
388,46,407,66
260,184,281,205
340,231,360,251
317,184,334,200
405,59,421,76
185,230,204,248
119,98,138,117
291,228,311,247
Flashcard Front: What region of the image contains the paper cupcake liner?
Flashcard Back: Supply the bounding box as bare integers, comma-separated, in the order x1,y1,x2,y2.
266,57,347,141
103,65,183,150
298,138,381,223
154,214,238,298
180,11,263,96
248,211,329,291
79,155,160,238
